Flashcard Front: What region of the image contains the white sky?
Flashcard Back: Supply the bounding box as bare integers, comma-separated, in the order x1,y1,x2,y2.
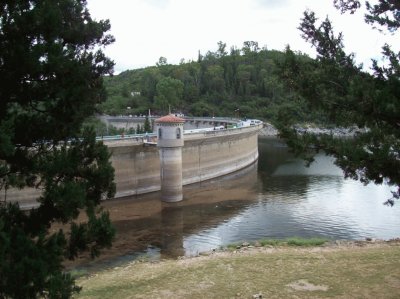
87,0,399,73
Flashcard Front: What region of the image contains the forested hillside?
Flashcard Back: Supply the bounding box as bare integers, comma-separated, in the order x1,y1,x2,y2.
99,41,317,123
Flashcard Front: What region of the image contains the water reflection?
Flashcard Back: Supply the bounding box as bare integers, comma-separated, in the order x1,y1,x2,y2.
161,206,184,257
70,137,400,270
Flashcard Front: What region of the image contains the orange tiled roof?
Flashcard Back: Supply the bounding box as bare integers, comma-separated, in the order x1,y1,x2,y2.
155,114,185,123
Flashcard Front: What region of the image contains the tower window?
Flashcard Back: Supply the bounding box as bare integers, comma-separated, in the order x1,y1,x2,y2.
176,128,181,139
158,128,162,139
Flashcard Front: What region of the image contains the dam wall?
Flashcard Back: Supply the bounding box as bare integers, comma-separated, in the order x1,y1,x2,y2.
4,123,262,206
109,124,262,198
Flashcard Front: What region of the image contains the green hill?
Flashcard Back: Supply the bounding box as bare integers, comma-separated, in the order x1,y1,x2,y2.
98,42,317,124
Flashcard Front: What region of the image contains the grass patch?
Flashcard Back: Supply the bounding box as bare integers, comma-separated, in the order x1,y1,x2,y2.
286,237,328,246
226,243,240,250
69,269,88,279
259,238,282,246
76,242,400,299
225,237,329,248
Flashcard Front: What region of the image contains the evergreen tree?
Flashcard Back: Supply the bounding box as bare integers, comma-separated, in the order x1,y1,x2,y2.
136,123,142,134
0,0,116,297
144,116,151,133
275,0,400,204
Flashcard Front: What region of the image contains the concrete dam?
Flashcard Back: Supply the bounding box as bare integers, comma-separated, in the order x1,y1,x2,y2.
107,117,263,200
4,117,263,206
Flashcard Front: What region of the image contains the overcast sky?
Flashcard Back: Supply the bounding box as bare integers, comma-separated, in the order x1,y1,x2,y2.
87,0,399,73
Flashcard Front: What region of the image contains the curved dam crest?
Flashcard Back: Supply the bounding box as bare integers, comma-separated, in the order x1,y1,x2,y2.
108,123,262,199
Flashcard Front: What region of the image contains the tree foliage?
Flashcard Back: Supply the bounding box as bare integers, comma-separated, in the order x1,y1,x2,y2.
100,42,312,122
144,115,152,133
275,0,400,204
155,76,184,113
0,0,115,297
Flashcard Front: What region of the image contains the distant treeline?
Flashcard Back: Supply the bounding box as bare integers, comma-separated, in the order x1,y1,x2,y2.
98,41,325,124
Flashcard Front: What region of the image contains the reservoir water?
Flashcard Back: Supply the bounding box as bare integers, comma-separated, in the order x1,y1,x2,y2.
72,137,400,270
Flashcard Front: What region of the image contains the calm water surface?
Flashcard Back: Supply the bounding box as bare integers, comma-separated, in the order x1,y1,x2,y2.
74,137,400,270
181,137,400,254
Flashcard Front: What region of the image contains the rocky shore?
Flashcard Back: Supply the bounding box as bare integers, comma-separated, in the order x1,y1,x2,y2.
259,122,367,138
259,122,279,136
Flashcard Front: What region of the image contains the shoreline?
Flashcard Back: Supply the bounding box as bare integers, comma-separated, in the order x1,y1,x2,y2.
71,238,400,273
68,237,400,273
76,238,400,298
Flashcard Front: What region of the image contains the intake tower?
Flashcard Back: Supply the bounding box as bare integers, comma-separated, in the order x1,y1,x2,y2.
155,114,185,202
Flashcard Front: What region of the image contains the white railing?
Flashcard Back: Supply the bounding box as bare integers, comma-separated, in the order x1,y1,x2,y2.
99,120,263,145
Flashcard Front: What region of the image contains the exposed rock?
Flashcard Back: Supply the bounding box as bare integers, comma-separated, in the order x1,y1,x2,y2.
287,279,329,291
252,292,263,298
294,125,367,137
259,123,278,136
258,123,368,138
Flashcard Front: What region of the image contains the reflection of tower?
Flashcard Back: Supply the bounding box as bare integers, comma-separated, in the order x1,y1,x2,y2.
155,114,185,202
161,206,184,258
